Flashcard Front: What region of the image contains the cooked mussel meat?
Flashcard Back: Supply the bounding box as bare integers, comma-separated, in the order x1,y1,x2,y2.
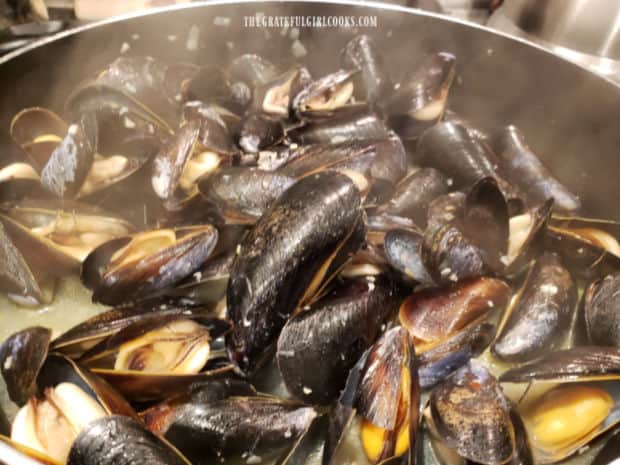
492,252,577,362
584,273,620,347
81,224,218,305
67,415,191,465
0,326,51,405
357,326,419,464
276,275,404,404
429,361,516,465
292,69,357,118
227,171,365,375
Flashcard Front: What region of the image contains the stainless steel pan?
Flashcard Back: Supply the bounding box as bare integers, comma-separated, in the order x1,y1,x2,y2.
0,0,619,219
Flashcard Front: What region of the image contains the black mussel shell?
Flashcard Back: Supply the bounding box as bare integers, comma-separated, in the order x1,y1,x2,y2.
0,326,51,405
492,252,577,362
160,397,317,461
493,126,581,212
419,321,495,389
253,66,310,117
227,171,365,376
182,101,238,156
356,326,420,464
416,121,519,201
68,415,190,465
292,69,357,118
81,225,218,305
10,107,68,168
39,113,98,199
289,106,390,145
341,34,392,105
399,277,510,347
384,228,434,285
591,430,620,465
429,361,516,465
584,273,620,347
0,406,8,437
238,111,285,153
199,166,295,224
277,276,404,404
151,118,201,202
379,168,450,227
182,65,233,106
500,347,620,383
227,54,280,89
387,52,456,140
276,414,329,465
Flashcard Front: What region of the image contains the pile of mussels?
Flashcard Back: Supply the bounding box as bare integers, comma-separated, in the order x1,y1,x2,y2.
0,34,620,465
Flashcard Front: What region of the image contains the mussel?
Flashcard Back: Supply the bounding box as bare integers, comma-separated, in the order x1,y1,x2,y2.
341,34,392,106
387,52,456,140
591,430,620,465
0,326,51,405
81,224,218,305
428,361,516,465
0,405,9,437
493,126,581,212
584,273,620,347
153,396,317,463
384,228,434,285
492,252,577,362
276,275,404,404
68,415,191,465
399,276,510,350
77,314,233,401
357,326,419,464
292,69,357,118
227,171,365,375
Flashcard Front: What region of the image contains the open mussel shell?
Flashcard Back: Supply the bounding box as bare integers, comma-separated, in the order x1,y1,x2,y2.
0,326,51,406
400,276,510,350
182,101,238,156
518,381,620,464
500,347,620,383
584,273,620,347
419,321,495,389
384,228,434,286
39,112,98,199
67,415,191,465
357,326,420,465
292,69,358,118
340,34,392,106
492,252,577,362
51,300,213,356
227,171,366,376
78,315,233,402
156,396,317,462
493,125,581,213
429,361,516,465
252,66,309,117
198,166,295,224
387,52,456,140
545,215,620,276
276,275,405,405
1,199,134,268
81,224,218,305
10,107,67,168
422,178,510,284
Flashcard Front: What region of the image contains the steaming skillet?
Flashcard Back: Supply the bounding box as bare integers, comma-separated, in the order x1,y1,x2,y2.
1,1,620,464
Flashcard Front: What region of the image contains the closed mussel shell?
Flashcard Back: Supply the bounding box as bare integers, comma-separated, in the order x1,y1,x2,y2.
226,171,365,376
277,275,404,404
384,228,434,286
429,361,516,465
492,252,577,362
584,273,620,347
68,415,191,465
